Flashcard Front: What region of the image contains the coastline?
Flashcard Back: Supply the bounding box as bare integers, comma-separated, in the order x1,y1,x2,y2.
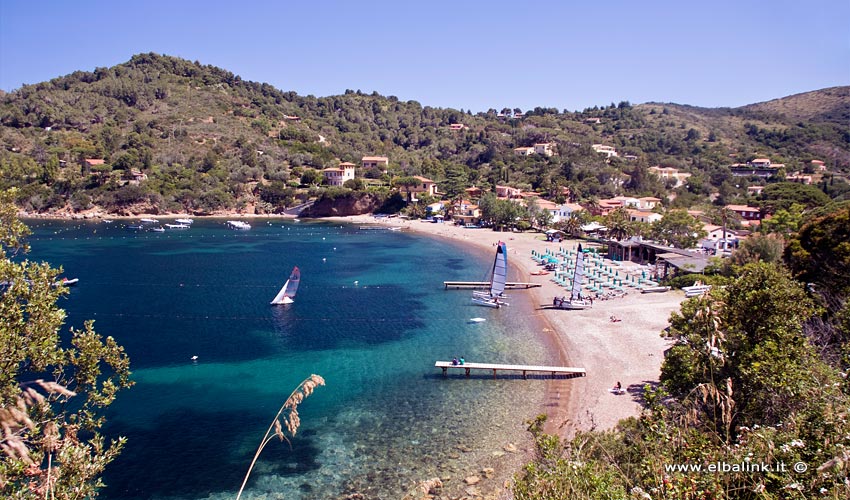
326,214,684,437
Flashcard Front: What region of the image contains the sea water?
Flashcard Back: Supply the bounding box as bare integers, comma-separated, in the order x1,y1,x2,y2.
22,219,553,499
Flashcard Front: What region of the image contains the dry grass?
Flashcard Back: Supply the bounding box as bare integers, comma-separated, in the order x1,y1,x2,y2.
235,374,325,500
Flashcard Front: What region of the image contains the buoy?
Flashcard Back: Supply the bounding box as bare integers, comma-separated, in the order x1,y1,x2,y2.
191,355,198,361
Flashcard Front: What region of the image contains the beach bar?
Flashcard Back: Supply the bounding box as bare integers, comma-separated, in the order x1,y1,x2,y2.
435,361,586,379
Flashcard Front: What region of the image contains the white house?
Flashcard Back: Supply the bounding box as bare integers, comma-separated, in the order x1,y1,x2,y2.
627,209,662,224
638,197,662,210
555,202,585,222
649,166,691,187
592,144,618,158
361,156,389,171
513,147,535,156
533,143,555,156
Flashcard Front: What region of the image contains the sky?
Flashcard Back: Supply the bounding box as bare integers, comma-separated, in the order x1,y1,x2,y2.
1,0,848,112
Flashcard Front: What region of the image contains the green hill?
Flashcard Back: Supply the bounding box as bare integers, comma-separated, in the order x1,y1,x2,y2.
1,53,847,215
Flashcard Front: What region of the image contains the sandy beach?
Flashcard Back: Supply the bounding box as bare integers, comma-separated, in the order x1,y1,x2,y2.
330,215,685,437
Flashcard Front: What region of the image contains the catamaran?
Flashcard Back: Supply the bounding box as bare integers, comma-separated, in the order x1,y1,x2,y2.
471,242,509,308
553,243,592,310
270,266,301,305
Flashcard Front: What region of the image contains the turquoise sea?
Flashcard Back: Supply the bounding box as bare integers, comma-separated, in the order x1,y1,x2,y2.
23,219,554,499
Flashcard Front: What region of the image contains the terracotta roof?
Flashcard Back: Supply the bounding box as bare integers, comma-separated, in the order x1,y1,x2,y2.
413,175,435,183
752,158,771,163
362,156,389,162
338,162,356,167
84,158,105,165
725,204,759,212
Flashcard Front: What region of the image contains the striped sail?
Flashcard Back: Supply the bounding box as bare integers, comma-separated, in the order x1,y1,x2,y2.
570,244,584,301
270,266,300,305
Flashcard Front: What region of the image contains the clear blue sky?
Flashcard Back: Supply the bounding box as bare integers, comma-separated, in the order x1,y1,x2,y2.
1,0,847,112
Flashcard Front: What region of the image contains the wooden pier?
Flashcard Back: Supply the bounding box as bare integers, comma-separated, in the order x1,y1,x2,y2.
435,361,586,379
443,281,542,290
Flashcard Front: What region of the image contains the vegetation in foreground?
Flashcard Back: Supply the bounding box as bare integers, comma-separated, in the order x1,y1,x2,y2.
513,204,850,499
0,188,133,498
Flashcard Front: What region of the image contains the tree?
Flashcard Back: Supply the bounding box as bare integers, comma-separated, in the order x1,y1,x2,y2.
650,210,706,248
604,207,632,241
1,189,133,498
299,168,323,187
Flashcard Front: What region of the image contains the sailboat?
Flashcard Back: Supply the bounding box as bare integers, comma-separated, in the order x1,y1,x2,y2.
270,266,301,305
553,244,592,310
471,242,509,308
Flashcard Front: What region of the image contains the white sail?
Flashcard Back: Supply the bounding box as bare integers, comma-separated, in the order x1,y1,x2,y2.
491,241,508,297
471,241,508,308
270,266,300,305
570,244,585,301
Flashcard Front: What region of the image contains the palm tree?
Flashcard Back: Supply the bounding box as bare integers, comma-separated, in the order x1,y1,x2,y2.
606,207,632,241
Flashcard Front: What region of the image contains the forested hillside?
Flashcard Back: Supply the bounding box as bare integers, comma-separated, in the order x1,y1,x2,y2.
1,53,848,215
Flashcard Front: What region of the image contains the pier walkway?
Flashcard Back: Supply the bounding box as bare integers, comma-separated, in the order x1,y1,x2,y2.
443,281,542,290
435,361,586,379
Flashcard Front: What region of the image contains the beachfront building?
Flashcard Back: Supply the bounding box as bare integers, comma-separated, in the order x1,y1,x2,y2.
322,162,356,187
399,176,438,201
649,166,691,188
555,202,585,221
452,201,481,226
361,156,389,172
592,144,618,158
531,199,560,222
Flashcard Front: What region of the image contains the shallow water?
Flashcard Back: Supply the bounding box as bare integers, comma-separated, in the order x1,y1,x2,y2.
23,219,554,499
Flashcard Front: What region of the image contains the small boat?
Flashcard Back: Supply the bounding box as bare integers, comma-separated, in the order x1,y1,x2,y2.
270,266,300,305
102,219,114,223
165,223,190,229
226,220,251,230
552,243,592,310
140,218,157,224
150,226,165,232
682,281,712,298
125,224,144,231
175,218,194,224
471,241,509,308
641,286,671,294
469,317,486,323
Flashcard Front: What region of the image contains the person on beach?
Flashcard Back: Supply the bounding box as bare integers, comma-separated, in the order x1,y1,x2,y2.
613,381,622,393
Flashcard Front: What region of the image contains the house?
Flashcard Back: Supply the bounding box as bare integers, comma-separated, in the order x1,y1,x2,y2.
584,117,602,124
452,201,481,226
399,176,438,201
531,199,560,222
464,186,483,198
556,202,585,221
811,160,826,172
591,144,618,158
513,147,535,156
623,154,638,161
448,123,466,131
362,156,389,171
129,169,148,182
747,185,766,196
725,204,762,221
84,158,105,168
649,166,691,187
699,224,742,253
627,209,662,224
323,162,356,186
785,173,813,185
496,185,522,199
637,197,662,210
533,143,555,157
730,158,784,178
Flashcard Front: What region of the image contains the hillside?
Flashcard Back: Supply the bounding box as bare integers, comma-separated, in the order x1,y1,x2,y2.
0,53,847,216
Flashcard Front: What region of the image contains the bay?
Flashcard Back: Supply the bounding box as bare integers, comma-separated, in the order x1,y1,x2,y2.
22,218,552,499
